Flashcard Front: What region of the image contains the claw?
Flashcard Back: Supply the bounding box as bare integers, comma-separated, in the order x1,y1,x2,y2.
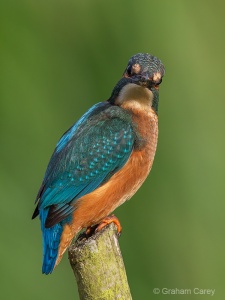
95,215,122,236
85,226,92,236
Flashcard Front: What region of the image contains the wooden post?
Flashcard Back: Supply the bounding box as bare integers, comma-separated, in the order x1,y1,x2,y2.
68,223,132,300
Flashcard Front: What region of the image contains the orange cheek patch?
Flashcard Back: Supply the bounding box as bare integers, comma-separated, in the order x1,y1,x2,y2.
153,72,161,82
131,63,141,74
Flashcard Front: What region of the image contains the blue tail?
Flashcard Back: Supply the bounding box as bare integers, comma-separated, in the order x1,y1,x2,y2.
39,209,63,274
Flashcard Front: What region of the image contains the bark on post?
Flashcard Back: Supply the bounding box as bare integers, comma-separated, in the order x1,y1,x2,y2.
68,223,132,300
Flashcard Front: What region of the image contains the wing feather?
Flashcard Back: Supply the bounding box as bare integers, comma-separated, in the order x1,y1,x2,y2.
34,103,134,227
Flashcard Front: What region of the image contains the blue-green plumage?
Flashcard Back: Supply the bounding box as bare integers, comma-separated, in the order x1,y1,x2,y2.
32,52,165,275
33,102,135,274
36,103,135,225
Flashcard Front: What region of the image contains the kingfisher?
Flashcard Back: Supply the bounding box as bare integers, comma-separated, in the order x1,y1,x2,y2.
32,53,165,274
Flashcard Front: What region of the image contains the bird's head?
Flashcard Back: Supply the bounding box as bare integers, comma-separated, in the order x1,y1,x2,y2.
109,53,165,114
123,52,165,88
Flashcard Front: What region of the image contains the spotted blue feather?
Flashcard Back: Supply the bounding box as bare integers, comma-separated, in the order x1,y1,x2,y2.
34,102,135,274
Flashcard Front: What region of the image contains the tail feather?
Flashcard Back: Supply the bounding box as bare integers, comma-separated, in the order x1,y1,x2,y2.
40,209,63,274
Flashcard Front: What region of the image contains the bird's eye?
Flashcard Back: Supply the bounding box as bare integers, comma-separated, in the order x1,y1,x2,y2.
153,78,162,90
123,65,132,78
126,65,132,76
156,78,162,85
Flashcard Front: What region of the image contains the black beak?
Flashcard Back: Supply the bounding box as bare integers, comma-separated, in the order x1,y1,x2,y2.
130,73,155,89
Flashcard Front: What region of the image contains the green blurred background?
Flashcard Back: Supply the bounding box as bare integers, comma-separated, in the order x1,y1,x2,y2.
1,0,225,299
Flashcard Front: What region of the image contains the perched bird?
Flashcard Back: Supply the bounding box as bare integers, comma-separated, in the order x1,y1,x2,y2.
32,53,165,274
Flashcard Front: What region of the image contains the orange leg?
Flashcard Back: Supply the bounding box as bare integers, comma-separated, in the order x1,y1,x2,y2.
95,215,122,235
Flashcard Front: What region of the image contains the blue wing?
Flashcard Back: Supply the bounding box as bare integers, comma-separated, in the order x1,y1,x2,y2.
34,102,134,227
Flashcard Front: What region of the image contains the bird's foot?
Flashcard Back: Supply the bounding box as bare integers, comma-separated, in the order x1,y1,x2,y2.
85,215,122,238
95,214,122,236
